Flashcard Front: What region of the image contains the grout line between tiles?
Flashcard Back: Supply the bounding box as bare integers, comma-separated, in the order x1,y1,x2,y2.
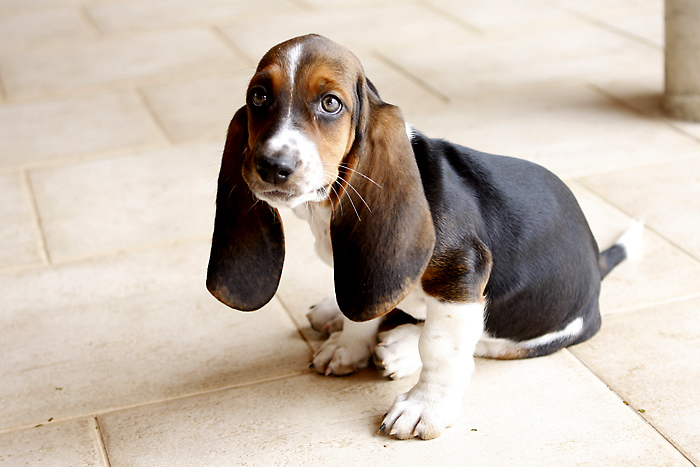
0,141,166,175
570,153,699,186
372,51,451,105
567,348,699,466
0,234,211,276
544,0,661,50
210,25,257,68
587,83,700,146
275,293,318,356
0,126,228,175
0,61,244,107
416,0,483,35
573,178,700,264
603,292,700,318
22,170,51,265
584,82,656,116
89,416,112,467
132,86,172,145
285,0,314,11
80,6,104,39
0,371,312,437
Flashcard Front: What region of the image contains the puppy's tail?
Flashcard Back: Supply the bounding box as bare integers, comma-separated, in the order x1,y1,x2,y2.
598,220,644,280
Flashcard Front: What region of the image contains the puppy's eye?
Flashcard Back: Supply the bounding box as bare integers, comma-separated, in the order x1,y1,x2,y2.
250,87,268,107
320,95,342,114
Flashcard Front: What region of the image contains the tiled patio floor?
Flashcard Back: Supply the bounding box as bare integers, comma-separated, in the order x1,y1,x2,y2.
1,0,699,465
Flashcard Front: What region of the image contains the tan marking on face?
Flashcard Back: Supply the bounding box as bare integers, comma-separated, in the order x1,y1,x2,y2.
245,63,285,146
298,64,356,186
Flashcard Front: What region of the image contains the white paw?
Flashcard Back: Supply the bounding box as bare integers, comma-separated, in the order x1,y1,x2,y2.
312,331,373,376
307,296,344,335
380,383,462,440
374,323,423,379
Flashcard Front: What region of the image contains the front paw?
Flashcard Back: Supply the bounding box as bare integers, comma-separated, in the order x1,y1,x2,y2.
307,296,344,335
380,383,462,440
312,331,372,376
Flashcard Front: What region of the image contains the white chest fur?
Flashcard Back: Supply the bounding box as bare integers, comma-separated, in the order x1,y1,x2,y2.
292,202,334,267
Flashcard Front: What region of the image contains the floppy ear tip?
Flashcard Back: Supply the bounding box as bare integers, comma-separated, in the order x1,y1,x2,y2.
205,274,271,312
206,279,232,307
334,277,414,322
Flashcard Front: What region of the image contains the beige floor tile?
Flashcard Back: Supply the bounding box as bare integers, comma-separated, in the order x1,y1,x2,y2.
603,10,664,48
547,0,661,15
0,240,310,431
0,172,44,270
572,297,700,464
98,372,413,467
358,53,449,115
428,0,578,34
569,181,700,314
300,0,401,7
0,28,241,99
548,0,663,14
589,75,664,115
579,158,700,260
88,0,299,33
0,419,102,466
220,3,476,64
0,0,83,9
588,71,700,150
0,7,93,55
382,22,660,101
98,352,689,466
589,77,700,143
29,142,221,262
140,73,252,143
0,90,162,168
672,121,700,141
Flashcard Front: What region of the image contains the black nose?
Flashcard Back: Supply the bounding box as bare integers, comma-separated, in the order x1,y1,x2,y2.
256,154,297,185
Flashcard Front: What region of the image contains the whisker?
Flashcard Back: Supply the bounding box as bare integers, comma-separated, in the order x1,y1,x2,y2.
247,197,261,214
328,183,342,216
320,168,368,219
345,190,361,222
226,182,238,200
326,181,336,200
344,179,372,213
332,175,361,221
318,165,366,221
338,164,383,189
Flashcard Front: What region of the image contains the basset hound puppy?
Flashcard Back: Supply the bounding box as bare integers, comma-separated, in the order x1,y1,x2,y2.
207,34,642,440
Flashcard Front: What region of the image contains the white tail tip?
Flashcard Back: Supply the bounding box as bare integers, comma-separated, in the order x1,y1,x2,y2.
615,220,645,262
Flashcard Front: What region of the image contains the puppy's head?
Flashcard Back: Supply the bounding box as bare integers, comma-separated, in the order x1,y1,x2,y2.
241,34,365,209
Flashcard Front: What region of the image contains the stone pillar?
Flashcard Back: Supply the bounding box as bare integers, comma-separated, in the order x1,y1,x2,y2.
665,0,700,121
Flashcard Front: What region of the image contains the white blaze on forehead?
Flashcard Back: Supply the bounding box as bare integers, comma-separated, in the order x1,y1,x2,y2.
283,43,303,123
286,43,303,88
270,42,312,158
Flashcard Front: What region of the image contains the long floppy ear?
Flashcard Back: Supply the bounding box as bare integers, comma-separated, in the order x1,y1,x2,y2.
206,106,285,311
331,81,435,322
